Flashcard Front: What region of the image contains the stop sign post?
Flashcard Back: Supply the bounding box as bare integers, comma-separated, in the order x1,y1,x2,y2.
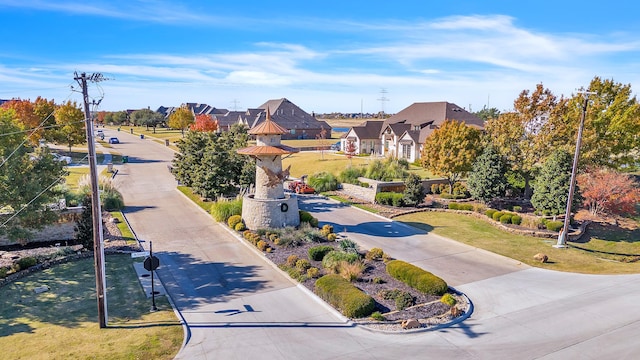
145,241,160,311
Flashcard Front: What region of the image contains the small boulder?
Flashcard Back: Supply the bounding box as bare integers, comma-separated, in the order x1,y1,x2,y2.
451,306,462,317
401,319,420,329
533,253,549,263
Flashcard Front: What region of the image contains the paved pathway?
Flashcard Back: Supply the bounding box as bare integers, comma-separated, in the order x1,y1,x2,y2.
106,129,640,359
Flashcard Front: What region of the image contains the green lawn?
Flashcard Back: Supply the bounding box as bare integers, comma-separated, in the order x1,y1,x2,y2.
177,186,214,212
283,152,372,178
110,211,137,244
395,211,640,274
0,254,182,359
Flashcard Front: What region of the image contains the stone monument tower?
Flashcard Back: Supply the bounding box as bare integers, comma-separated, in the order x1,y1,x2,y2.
237,109,300,229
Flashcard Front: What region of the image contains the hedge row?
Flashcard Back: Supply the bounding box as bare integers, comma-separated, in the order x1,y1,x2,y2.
315,274,375,318
375,192,405,207
386,260,448,296
448,203,474,211
484,209,522,226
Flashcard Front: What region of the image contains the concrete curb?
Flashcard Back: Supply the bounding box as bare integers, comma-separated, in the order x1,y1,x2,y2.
120,210,192,353
354,287,474,335
175,189,478,334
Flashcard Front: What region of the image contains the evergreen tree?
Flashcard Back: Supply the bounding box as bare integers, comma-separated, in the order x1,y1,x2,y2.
531,150,581,215
172,124,254,199
467,146,508,203
74,196,94,249
403,173,425,206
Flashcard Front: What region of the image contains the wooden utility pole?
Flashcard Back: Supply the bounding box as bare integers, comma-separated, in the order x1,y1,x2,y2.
75,72,107,327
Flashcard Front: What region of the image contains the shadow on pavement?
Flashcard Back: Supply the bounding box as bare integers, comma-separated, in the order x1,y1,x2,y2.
320,221,428,238
122,205,157,213
156,252,269,310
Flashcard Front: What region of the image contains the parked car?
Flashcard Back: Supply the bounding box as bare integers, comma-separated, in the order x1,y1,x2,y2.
330,141,341,151
108,137,120,144
52,153,72,164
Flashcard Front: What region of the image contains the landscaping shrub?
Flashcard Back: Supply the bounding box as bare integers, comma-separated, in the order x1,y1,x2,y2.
511,215,523,225
299,210,319,227
234,222,246,231
459,204,474,211
102,192,124,211
322,251,360,273
0,267,8,279
308,172,338,192
391,193,405,207
379,289,415,310
513,205,523,213
338,260,365,282
256,240,269,252
339,239,359,253
448,203,459,210
286,254,299,267
365,248,384,261
308,245,335,261
210,197,242,222
315,274,376,318
17,256,37,270
440,293,457,307
545,220,564,232
306,267,320,278
395,291,415,310
386,260,448,296
492,211,505,221
440,193,468,200
375,192,393,205
327,233,337,241
485,209,497,218
370,311,386,321
227,215,243,229
295,259,311,272
499,213,512,224
338,166,364,185
320,224,334,238
430,184,440,194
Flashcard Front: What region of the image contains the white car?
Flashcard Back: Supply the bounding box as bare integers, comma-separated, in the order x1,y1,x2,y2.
52,153,72,164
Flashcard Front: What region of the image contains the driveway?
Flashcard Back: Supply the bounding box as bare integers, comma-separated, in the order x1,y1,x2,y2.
109,129,640,359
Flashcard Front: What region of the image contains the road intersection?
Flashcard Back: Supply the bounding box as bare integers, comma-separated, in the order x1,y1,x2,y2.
108,128,640,359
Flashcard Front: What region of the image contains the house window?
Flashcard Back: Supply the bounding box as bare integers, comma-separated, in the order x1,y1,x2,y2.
401,143,411,159
290,129,296,134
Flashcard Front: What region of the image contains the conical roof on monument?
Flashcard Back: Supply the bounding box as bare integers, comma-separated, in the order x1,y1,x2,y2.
248,108,287,135
237,144,299,156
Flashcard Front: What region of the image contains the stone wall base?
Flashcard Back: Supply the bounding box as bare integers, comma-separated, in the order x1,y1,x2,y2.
242,194,300,230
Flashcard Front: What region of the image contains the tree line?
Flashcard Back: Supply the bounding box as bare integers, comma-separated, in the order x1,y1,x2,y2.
422,76,640,218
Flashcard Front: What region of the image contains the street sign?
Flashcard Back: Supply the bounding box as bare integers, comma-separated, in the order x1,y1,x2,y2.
131,251,150,258
143,255,160,271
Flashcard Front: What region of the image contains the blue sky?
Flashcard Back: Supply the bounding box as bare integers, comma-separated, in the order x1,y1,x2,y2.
1,1,639,114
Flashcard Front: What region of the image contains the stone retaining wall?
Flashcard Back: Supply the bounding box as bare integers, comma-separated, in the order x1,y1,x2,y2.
0,208,82,246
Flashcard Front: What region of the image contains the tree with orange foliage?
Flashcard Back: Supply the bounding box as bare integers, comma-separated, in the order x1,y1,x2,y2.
345,139,356,166
190,114,218,132
1,99,41,144
577,168,640,217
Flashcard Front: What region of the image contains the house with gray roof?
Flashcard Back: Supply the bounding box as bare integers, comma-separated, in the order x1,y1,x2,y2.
380,101,484,161
341,120,384,155
253,98,331,140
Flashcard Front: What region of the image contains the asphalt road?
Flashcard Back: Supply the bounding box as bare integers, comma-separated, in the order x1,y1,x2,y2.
107,129,640,359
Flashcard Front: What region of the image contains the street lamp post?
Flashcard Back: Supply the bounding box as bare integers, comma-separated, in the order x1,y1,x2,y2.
554,91,595,248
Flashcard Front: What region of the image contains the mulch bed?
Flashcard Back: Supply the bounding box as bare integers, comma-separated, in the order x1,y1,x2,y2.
257,234,467,330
